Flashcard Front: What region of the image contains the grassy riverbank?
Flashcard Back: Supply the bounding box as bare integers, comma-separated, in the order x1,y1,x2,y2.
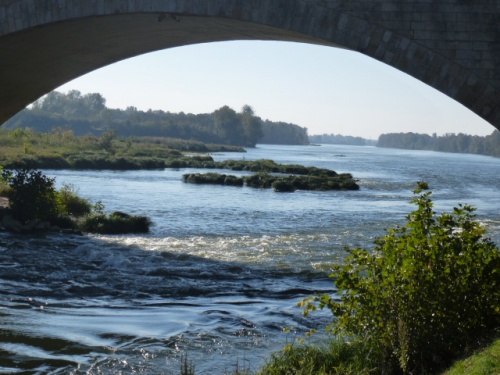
176,337,500,374
442,338,500,375
0,128,244,170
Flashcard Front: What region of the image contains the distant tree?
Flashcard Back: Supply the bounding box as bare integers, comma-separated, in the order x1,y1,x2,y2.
260,120,309,145
3,90,311,147
309,133,367,146
214,106,242,145
377,130,500,158
98,130,116,152
240,105,263,147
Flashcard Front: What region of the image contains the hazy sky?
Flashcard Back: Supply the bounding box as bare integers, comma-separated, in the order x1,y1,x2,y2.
58,41,496,140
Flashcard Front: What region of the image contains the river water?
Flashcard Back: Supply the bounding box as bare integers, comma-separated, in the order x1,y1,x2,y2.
0,144,499,374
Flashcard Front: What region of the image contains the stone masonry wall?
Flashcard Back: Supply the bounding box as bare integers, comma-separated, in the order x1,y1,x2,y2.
0,0,499,128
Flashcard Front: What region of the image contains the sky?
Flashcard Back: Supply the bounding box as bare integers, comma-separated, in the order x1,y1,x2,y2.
57,40,496,140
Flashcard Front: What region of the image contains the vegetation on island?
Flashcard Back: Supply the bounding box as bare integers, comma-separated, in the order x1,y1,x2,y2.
0,128,359,192
183,172,359,192
0,127,244,170
181,158,359,192
377,131,500,158
0,168,151,234
3,90,309,146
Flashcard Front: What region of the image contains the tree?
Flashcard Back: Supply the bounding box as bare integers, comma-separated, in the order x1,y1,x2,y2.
98,130,116,152
214,105,241,145
2,169,59,223
300,183,500,374
240,105,263,147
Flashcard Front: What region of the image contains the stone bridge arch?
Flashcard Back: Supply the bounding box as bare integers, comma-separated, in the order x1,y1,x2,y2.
0,0,499,131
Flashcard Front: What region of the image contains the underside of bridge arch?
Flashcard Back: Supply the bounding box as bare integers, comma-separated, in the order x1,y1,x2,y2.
0,13,338,124
0,0,499,132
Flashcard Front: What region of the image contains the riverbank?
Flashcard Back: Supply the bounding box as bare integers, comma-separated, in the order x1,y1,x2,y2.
0,129,245,170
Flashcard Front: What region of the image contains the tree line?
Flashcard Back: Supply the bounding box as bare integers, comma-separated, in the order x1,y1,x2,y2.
377,131,500,157
2,90,310,147
309,133,373,146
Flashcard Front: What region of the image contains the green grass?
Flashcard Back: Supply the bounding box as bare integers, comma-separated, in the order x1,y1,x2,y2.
441,338,500,375
0,129,244,170
258,337,500,375
176,337,500,375
257,337,382,375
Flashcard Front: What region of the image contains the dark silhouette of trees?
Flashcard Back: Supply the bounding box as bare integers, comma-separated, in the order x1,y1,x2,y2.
309,134,368,146
259,120,309,145
3,91,309,147
377,131,500,158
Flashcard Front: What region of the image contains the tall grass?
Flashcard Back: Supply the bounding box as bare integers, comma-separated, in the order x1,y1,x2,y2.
257,337,382,375
442,338,500,375
0,129,244,170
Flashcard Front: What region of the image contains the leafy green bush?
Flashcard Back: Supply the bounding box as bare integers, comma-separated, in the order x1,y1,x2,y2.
272,178,296,192
244,173,275,188
224,175,244,186
2,169,60,223
300,183,500,374
80,210,152,234
57,183,92,217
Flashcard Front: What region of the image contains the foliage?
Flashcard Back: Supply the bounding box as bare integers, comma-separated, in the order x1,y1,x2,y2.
309,133,369,146
98,130,116,152
57,183,92,217
259,120,310,145
299,183,500,374
2,169,59,223
442,338,500,375
182,173,246,187
244,173,275,189
1,90,310,147
272,178,296,192
0,128,245,170
258,337,381,375
183,171,359,192
80,210,152,234
377,131,500,158
0,168,151,234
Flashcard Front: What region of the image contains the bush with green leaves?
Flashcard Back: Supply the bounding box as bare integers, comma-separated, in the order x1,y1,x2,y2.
57,183,92,217
300,183,500,374
2,168,60,223
80,209,152,234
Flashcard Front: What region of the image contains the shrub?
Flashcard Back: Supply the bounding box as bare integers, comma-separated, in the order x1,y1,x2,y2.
272,178,296,192
300,183,500,374
224,175,244,186
2,169,60,223
80,210,152,234
57,183,92,217
244,173,275,188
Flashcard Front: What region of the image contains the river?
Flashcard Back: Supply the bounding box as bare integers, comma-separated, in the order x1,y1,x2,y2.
0,144,499,374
